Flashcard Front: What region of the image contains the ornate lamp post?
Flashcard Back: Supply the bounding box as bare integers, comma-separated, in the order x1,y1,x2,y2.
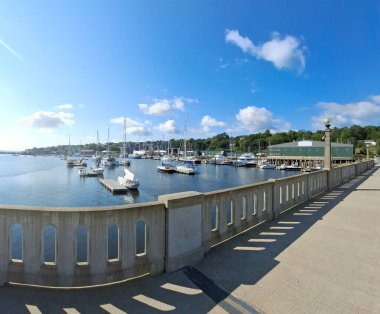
366,143,370,159
324,118,332,170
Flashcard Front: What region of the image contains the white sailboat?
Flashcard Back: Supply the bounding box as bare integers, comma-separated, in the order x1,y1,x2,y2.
176,113,197,175
92,130,104,174
119,118,131,166
118,168,140,189
101,126,118,166
66,135,75,166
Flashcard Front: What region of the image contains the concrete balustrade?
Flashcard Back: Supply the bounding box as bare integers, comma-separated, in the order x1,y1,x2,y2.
0,202,165,286
202,181,274,250
0,160,374,287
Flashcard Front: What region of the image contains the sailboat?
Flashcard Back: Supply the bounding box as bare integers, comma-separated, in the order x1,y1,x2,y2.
119,118,131,166
176,114,197,175
118,168,140,189
91,131,104,174
92,130,101,162
101,126,118,166
66,135,75,167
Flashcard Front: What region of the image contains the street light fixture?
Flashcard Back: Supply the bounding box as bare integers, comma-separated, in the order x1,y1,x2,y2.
324,117,332,129
324,118,332,170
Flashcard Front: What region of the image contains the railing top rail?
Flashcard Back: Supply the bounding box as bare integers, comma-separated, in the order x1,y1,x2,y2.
0,200,164,213
204,180,274,197
271,171,319,183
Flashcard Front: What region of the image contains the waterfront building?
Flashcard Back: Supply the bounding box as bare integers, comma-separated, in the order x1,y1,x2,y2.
267,140,354,167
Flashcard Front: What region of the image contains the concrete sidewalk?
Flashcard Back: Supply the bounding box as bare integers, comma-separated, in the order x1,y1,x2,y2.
1,166,379,313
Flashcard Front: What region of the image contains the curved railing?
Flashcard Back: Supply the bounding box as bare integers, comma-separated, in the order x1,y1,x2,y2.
0,202,165,287
0,160,374,287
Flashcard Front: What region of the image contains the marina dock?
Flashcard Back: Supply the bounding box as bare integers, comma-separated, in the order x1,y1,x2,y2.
100,179,127,194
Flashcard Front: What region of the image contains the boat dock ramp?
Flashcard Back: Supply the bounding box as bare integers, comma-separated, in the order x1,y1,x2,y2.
100,179,127,194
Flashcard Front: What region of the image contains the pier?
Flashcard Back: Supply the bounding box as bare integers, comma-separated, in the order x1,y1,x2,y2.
100,179,128,194
0,160,378,313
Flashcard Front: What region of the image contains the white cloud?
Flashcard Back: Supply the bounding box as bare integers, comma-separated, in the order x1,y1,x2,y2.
18,111,74,129
173,98,185,111
225,30,256,54
225,29,306,73
311,95,380,129
56,104,73,110
110,116,145,127
125,126,151,136
139,97,197,116
371,95,380,104
201,115,226,132
235,106,291,133
139,100,171,116
155,120,180,134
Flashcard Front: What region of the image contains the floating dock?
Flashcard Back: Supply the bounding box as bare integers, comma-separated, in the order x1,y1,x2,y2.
100,179,127,194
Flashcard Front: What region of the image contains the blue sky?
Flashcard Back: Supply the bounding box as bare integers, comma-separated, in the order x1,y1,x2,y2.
0,0,379,150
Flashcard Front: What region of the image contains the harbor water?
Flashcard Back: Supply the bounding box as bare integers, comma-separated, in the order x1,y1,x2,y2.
0,154,299,207
1,154,300,261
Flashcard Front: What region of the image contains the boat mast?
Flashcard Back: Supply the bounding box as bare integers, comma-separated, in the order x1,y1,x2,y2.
107,126,110,158
67,134,71,158
96,130,99,156
184,113,188,158
123,118,127,160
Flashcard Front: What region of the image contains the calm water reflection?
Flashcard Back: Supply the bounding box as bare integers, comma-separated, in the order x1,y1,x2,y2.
0,154,296,207
2,154,300,261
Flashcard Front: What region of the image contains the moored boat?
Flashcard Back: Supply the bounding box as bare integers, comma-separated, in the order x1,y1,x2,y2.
91,164,104,174
157,162,176,173
236,153,257,167
259,161,276,169
101,157,118,167
176,162,196,175
285,164,302,171
117,168,140,189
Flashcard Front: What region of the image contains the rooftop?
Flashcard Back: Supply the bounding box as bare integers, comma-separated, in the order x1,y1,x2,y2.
269,140,353,148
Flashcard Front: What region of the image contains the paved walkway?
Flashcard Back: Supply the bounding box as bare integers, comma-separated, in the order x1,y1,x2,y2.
1,166,379,313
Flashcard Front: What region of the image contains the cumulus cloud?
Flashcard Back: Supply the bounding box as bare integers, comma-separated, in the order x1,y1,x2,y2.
110,116,145,127
139,100,171,116
201,115,226,132
235,106,291,133
18,111,74,129
125,126,151,136
173,98,185,111
311,95,380,129
56,104,73,110
110,116,152,136
155,120,180,134
139,97,197,116
371,95,380,104
225,29,306,73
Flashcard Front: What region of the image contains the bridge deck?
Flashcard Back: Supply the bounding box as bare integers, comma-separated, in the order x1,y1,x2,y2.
195,164,380,313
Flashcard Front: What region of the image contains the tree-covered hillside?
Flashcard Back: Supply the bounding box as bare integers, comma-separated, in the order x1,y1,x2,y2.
24,125,380,158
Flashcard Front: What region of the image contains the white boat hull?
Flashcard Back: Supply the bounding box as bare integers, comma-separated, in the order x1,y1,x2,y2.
117,176,140,189
176,164,196,175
